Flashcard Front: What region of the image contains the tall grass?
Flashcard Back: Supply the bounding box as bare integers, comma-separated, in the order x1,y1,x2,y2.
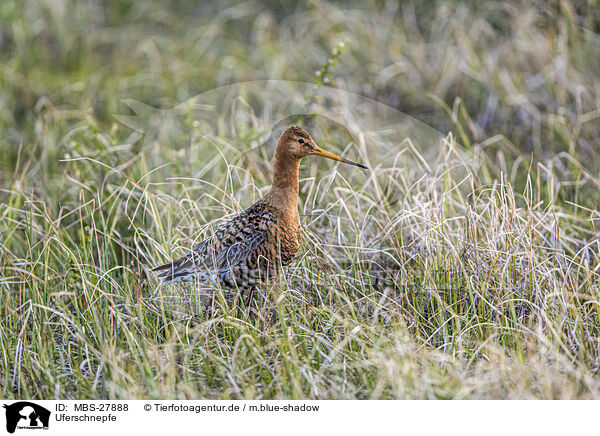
1,0,599,399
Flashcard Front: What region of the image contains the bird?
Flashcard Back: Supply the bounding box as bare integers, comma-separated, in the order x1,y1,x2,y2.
152,125,368,291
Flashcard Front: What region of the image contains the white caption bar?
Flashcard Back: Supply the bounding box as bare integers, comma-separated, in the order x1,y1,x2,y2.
0,400,596,436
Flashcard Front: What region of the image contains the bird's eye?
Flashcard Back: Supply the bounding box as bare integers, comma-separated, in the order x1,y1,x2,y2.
298,138,305,144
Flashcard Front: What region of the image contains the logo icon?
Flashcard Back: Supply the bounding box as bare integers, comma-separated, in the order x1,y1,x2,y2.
2,402,50,434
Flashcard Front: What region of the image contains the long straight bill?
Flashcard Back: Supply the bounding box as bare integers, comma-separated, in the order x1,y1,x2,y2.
311,145,368,169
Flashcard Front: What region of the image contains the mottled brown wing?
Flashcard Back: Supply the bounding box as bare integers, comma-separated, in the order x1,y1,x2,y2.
153,205,273,284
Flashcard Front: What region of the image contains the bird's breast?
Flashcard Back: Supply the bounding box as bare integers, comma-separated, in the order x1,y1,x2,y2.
266,213,301,266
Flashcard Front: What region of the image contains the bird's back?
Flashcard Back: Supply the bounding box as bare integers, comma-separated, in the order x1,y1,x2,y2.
153,197,301,288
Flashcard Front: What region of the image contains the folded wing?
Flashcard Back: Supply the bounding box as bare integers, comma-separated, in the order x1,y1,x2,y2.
153,206,273,285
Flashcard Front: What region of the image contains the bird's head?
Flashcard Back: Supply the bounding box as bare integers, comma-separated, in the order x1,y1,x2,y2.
277,125,368,169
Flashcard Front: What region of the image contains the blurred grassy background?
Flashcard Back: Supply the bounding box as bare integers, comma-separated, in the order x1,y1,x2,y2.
2,0,600,204
1,0,600,399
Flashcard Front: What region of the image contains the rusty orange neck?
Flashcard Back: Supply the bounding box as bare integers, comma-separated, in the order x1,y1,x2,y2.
268,141,300,214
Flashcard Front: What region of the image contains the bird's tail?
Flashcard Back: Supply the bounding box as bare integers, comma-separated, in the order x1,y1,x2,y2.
151,260,179,272
152,257,221,285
